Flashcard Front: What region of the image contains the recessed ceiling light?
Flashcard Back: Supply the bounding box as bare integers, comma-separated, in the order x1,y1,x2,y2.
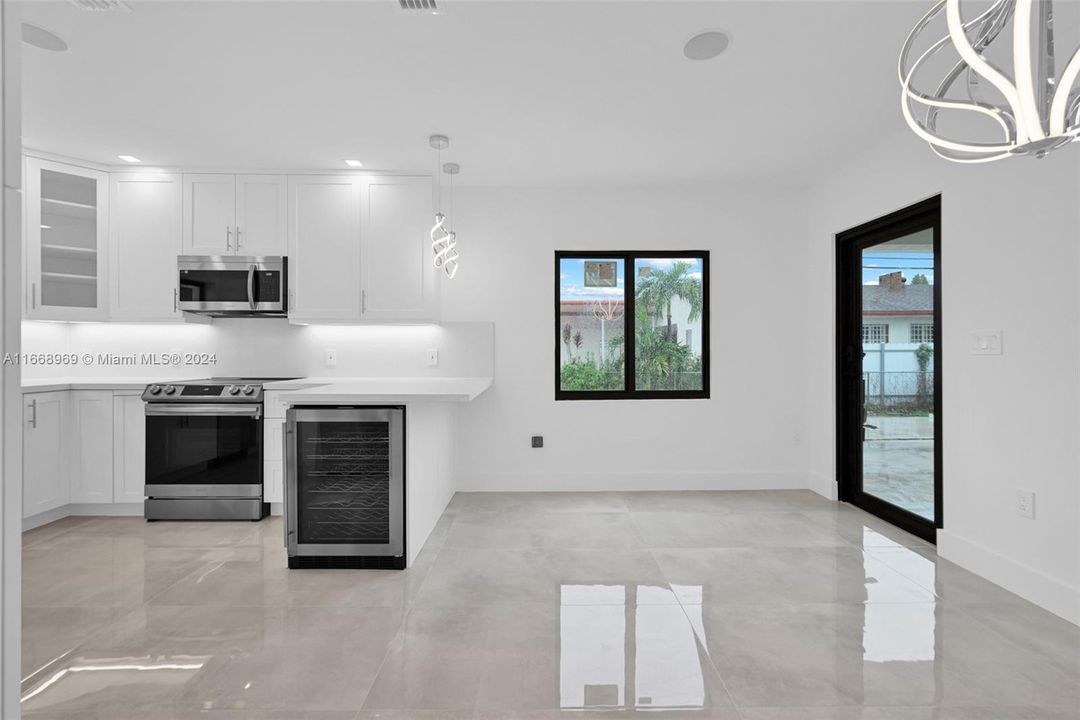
683,31,730,61
21,23,67,52
345,160,363,168
117,155,141,163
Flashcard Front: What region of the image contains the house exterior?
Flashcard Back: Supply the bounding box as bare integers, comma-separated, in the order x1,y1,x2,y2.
862,272,935,406
560,298,703,365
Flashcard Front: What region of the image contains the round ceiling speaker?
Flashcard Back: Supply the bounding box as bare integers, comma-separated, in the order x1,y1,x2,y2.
22,23,67,52
683,31,730,61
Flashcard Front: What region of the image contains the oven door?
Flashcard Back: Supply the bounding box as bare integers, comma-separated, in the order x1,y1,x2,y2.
145,404,263,498
177,256,286,314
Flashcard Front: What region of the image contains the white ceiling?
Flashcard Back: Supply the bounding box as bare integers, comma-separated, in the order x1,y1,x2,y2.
21,0,925,186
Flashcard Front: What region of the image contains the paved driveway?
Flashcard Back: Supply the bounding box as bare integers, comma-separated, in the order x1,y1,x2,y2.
863,416,934,521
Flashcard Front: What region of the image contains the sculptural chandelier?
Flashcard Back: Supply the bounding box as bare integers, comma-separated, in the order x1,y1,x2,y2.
428,135,460,279
900,0,1080,162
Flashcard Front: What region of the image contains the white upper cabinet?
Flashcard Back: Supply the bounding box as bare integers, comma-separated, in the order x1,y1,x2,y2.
25,158,109,320
235,175,287,255
182,174,235,254
360,176,438,322
23,392,68,519
183,174,286,256
110,172,183,321
287,175,362,322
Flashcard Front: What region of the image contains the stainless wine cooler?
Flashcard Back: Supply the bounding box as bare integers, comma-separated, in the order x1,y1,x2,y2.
285,406,404,569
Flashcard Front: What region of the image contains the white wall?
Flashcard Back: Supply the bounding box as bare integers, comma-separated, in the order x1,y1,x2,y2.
441,185,812,492
804,128,1080,624
21,320,494,380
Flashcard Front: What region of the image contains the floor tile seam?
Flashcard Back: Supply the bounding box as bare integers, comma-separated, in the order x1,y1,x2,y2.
140,557,233,607
356,602,476,716
858,545,954,601
948,603,1080,672
644,545,745,715
18,600,153,690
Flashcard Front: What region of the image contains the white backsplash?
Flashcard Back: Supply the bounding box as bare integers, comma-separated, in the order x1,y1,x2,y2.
20,320,494,380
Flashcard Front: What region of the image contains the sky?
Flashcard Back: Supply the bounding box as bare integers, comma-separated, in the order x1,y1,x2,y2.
862,251,934,286
559,257,704,302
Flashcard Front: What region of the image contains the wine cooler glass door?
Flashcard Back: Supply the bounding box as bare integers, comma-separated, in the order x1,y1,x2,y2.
287,408,403,557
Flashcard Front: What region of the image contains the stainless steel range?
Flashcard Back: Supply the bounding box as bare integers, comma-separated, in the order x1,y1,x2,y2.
142,377,297,521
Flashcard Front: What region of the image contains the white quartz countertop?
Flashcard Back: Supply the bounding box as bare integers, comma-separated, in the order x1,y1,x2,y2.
275,377,493,403
22,377,197,393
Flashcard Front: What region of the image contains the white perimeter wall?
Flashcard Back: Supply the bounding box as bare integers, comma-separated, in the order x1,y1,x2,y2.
441,185,813,492
804,128,1080,624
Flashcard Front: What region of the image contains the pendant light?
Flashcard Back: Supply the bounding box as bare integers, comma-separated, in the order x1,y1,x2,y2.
899,0,1080,162
429,135,460,279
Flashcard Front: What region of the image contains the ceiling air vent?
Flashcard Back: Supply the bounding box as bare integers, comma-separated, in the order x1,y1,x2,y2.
398,0,438,11
69,0,131,11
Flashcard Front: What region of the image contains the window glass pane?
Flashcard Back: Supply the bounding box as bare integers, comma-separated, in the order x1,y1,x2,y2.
633,257,704,391
559,257,625,391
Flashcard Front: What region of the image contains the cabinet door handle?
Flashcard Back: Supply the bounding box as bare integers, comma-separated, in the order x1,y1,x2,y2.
29,399,37,429
174,288,179,313
236,225,242,249
226,226,232,251
362,290,366,315
30,282,36,309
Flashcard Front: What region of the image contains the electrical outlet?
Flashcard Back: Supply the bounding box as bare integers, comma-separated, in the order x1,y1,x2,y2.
324,349,337,367
1016,489,1036,519
427,349,439,367
531,435,544,448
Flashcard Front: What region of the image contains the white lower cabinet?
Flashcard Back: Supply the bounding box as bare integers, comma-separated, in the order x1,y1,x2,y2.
264,413,286,504
264,462,283,505
68,391,114,503
23,388,146,522
23,392,69,518
112,393,146,504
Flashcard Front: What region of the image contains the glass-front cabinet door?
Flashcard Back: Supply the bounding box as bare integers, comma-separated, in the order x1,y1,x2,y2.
25,158,109,320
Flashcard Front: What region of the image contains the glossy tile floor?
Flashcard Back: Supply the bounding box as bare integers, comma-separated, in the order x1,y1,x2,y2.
20,491,1080,719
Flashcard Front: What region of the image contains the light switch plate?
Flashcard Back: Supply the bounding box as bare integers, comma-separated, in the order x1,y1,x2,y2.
970,330,1003,355
427,349,439,367
324,349,337,367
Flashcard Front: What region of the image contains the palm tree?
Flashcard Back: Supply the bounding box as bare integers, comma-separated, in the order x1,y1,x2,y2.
636,261,702,341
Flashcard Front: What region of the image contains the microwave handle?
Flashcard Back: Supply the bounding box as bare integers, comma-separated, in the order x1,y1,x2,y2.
247,264,257,311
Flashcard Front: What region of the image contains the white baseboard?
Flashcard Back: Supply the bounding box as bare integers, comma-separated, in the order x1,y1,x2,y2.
455,471,808,493
68,503,143,517
24,502,144,530
937,529,1080,626
22,506,71,531
807,471,837,501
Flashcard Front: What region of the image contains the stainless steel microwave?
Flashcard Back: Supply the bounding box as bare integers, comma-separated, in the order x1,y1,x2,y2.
178,256,287,317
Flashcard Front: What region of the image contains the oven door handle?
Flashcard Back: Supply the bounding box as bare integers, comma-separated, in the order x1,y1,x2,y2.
247,264,257,311
146,404,262,419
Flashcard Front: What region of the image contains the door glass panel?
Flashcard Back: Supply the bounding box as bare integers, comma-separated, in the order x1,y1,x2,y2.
861,229,935,520
145,415,260,485
295,420,390,545
39,169,98,308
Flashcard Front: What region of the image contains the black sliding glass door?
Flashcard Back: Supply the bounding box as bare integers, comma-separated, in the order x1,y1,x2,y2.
836,196,942,542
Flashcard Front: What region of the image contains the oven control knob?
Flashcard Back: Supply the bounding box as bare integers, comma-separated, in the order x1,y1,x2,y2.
163,385,177,395
148,385,162,395
227,385,240,395
241,385,255,396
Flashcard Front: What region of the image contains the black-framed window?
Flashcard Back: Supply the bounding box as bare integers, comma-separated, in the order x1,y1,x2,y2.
556,251,710,400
